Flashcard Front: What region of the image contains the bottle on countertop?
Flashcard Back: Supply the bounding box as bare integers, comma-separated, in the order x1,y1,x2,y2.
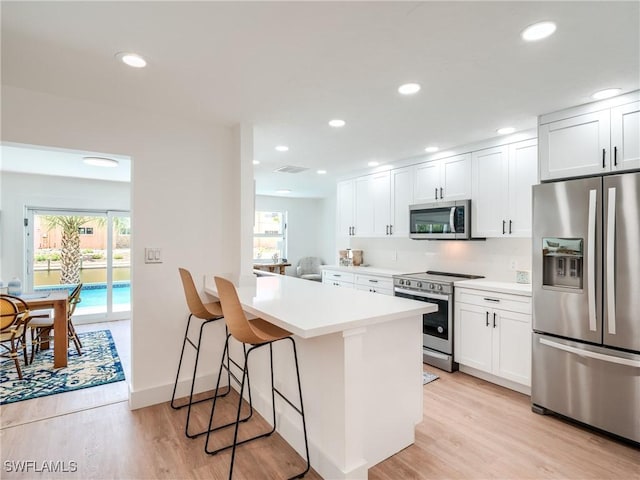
7,277,22,296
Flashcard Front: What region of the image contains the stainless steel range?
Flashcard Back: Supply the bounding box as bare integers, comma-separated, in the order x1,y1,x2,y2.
393,271,483,372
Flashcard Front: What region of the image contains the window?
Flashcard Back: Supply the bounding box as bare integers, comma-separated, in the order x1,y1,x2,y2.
253,211,287,262
78,227,94,235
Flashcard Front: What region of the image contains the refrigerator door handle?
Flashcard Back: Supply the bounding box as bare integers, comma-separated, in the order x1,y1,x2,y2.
587,189,597,332
607,187,617,335
539,337,640,368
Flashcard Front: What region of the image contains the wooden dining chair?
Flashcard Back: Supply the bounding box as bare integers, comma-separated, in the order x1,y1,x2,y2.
205,276,310,480
29,284,83,362
1,295,34,378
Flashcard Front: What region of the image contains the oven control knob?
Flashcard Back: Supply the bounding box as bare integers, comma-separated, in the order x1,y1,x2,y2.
417,282,422,288
398,279,404,285
429,283,435,289
406,280,411,287
437,284,443,291
437,326,444,333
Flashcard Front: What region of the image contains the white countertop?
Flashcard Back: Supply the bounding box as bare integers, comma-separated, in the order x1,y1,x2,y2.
454,279,532,297
321,265,407,276
205,274,436,338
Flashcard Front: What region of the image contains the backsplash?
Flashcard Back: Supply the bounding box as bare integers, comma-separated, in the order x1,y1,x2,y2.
349,237,532,282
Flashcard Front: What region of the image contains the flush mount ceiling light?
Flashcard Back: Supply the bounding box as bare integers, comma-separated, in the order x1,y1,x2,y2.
328,119,346,128
497,127,516,135
83,156,119,168
398,83,421,95
425,146,439,153
521,21,557,41
275,145,289,152
115,52,147,68
317,169,327,174
368,161,380,167
252,160,260,165
276,189,292,194
592,88,622,100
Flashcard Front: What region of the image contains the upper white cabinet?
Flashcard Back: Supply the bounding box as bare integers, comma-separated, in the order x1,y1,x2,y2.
472,139,537,237
539,92,640,181
414,154,471,204
353,171,391,237
337,179,355,237
389,166,414,236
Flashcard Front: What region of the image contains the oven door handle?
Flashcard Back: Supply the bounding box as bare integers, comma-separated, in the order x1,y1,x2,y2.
394,287,449,301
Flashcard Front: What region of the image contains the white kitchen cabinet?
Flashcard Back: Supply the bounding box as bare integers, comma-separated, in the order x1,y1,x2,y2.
353,171,391,237
414,154,471,204
539,93,640,180
472,139,537,238
355,273,394,296
389,166,414,237
322,269,355,288
455,287,532,387
337,179,355,237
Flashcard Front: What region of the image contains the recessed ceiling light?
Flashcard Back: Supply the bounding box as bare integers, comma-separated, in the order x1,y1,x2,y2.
115,52,147,68
275,145,289,152
497,127,516,135
592,88,622,100
252,160,260,165
425,146,439,153
317,169,327,174
398,83,421,95
368,161,380,167
276,189,291,194
521,21,557,41
83,156,119,168
329,119,346,128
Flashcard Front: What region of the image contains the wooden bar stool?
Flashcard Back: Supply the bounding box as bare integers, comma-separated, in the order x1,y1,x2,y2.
172,268,254,438
205,276,310,480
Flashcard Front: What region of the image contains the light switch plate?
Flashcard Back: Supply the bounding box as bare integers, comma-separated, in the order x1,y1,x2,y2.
145,248,162,264
516,270,530,284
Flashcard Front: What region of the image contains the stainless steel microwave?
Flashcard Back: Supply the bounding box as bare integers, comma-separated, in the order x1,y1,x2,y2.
409,200,471,240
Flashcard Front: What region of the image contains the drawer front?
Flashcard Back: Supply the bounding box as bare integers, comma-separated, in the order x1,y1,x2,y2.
456,288,531,314
327,279,354,288
355,284,393,296
323,271,355,283
355,274,393,290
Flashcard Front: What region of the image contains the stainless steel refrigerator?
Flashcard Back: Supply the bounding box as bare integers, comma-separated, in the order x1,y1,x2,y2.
532,172,640,444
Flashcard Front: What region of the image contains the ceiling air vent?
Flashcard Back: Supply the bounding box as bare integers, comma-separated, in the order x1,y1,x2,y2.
273,165,309,174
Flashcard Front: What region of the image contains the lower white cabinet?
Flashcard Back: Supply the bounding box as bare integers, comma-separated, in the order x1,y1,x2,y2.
454,287,532,387
355,273,393,296
322,270,355,288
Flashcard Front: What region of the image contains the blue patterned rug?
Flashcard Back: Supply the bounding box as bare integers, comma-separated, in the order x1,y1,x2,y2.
423,372,439,385
1,330,125,405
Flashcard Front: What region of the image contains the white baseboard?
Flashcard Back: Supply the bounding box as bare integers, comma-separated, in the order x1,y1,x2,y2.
459,365,531,396
128,373,228,410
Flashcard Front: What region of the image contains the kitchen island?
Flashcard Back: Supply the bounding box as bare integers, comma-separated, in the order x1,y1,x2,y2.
204,274,436,480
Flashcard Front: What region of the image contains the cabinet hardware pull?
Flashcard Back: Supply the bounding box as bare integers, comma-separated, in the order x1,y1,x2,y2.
485,311,489,326
602,148,606,168
483,297,500,302
502,220,506,235
509,220,512,234
334,274,341,277
614,146,618,166
493,312,497,328
390,225,393,235
440,187,443,199
435,188,438,200
386,225,389,235
369,279,378,283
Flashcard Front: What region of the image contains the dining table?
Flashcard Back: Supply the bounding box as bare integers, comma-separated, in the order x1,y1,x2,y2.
252,262,291,275
22,290,69,368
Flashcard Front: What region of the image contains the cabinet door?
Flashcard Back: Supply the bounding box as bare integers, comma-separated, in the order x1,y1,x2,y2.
454,302,493,373
507,139,538,237
493,309,531,386
414,161,440,204
354,175,374,236
441,153,471,201
390,166,414,236
611,101,640,172
336,180,354,237
539,110,610,180
371,171,391,236
472,146,508,237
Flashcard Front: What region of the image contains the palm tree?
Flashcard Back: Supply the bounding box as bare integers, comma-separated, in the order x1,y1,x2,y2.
42,216,98,284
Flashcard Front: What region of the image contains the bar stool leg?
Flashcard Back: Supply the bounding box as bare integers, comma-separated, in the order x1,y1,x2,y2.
287,337,311,479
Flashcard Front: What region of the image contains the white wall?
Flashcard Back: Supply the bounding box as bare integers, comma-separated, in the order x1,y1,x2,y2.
255,195,334,275
1,85,240,408
0,172,131,284
350,236,532,281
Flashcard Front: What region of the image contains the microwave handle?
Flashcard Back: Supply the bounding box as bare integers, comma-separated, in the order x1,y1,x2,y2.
449,207,456,233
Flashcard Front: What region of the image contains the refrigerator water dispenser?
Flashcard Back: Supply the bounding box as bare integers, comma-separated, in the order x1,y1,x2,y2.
542,238,584,290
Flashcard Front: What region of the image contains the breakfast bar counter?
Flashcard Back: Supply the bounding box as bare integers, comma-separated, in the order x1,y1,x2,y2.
204,274,436,479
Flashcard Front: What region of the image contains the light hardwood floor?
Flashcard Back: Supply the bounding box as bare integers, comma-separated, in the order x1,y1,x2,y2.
1,320,638,479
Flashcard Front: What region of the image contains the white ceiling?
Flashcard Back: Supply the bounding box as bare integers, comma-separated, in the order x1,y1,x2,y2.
1,1,639,197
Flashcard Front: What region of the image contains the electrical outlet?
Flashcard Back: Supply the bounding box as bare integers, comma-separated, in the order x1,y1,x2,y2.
516,270,531,284
509,259,517,270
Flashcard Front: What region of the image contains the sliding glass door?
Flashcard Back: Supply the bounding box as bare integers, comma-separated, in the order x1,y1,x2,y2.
26,208,131,320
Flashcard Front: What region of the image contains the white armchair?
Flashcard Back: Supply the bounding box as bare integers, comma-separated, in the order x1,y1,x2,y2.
296,257,323,281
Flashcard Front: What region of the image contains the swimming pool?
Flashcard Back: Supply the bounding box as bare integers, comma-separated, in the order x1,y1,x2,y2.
35,282,131,309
